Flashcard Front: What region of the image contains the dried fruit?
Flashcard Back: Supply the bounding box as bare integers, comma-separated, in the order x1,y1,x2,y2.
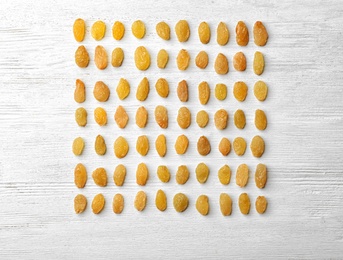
73,18,85,42
112,21,125,40
75,107,87,126
136,106,148,128
136,163,149,186
94,45,108,70
92,167,107,187
233,137,247,156
255,109,267,130
113,193,124,214
239,193,250,214
157,165,170,183
154,105,168,128
233,81,248,102
173,193,188,212
197,136,211,156
196,195,209,215
218,137,231,156
155,134,167,157
250,135,265,158
74,79,86,103
156,21,170,40
134,46,151,71
111,47,124,67
253,21,268,46
75,45,90,68
195,51,209,69
217,22,229,46
196,163,209,184
215,83,227,101
234,109,246,129
253,51,265,75
236,164,249,187
95,134,106,155
91,21,106,40
132,20,146,39
113,164,126,186
198,81,210,105
218,165,231,185
256,196,268,214
198,21,211,44
174,135,189,155
176,49,190,70
177,80,188,102
93,81,110,102
114,105,129,128
233,52,246,71
236,21,249,46
94,107,107,126
74,194,87,214
92,193,105,214
134,191,147,211
177,107,191,129
255,163,267,188
214,53,229,74
136,77,150,101
157,49,169,69
155,189,167,211
175,20,190,42
219,193,232,216
74,163,87,188
196,110,209,128
136,135,149,156
254,81,268,101
214,109,228,130
114,136,129,158
72,137,84,156
155,78,169,98
176,165,189,185
116,78,130,100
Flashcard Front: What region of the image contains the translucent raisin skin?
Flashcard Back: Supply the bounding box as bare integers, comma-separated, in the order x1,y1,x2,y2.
132,20,146,39
91,21,106,41
217,22,229,46
112,21,125,40
175,20,190,42
156,22,170,40
236,21,249,46
73,18,85,42
75,46,90,68
253,21,268,46
134,46,151,71
198,21,211,44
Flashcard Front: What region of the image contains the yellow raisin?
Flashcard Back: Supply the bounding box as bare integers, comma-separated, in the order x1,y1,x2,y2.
233,52,246,71
173,193,189,212
136,163,149,186
155,189,167,211
233,81,248,102
155,78,169,98
214,53,229,75
236,164,249,187
111,47,124,67
177,80,189,102
196,110,209,128
217,22,229,46
239,193,250,215
255,163,267,189
176,165,189,185
154,105,168,128
116,78,130,100
136,77,150,101
198,81,210,105
74,79,86,103
215,83,227,101
113,164,126,186
234,109,246,129
92,167,107,187
91,21,106,41
255,109,267,130
157,165,170,183
113,193,124,214
94,134,106,155
72,137,84,156
256,196,268,214
74,194,87,214
253,51,265,75
197,136,211,156
196,163,209,183
175,20,190,42
218,137,231,156
73,18,85,42
253,21,268,46
175,135,189,155
92,193,105,214
75,45,90,68
93,81,110,102
135,106,148,128
218,165,231,185
176,49,190,70
196,195,209,215
157,49,169,69
114,105,129,129
134,191,147,211
250,135,265,158
134,46,151,70
236,21,249,46
177,107,191,129
214,109,228,130
219,193,232,216
155,134,167,157
94,45,108,70
75,107,87,126
198,21,211,44
94,107,107,126
195,51,209,69
156,21,170,40
113,136,129,158
74,163,87,188
112,21,125,40
132,20,146,39
136,135,149,156
254,81,268,101
233,137,247,156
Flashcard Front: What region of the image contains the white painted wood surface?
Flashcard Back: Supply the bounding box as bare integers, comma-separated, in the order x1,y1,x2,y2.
0,0,343,259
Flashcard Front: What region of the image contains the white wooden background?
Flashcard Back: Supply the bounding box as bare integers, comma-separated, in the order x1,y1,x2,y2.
0,0,343,259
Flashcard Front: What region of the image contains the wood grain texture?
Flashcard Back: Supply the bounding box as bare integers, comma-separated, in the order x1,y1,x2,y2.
1,0,343,259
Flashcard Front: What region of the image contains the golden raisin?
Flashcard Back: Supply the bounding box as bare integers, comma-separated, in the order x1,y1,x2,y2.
174,135,189,155
113,164,126,186
157,49,169,69
75,107,87,127
196,110,209,128
91,21,106,41
157,165,170,183
94,107,107,126
176,49,190,70
233,52,246,71
136,135,149,156
214,109,228,130
196,195,209,215
176,165,189,185
74,194,87,214
239,193,250,215
155,78,169,98
236,164,249,187
136,163,149,186
255,109,267,130
74,79,86,103
72,137,84,156
173,193,188,212
75,45,90,68
92,167,107,187
256,196,268,214
114,105,129,128
253,21,268,46
177,80,188,102
155,134,167,157
255,163,267,189
175,20,190,42
94,45,108,70
136,77,150,101
112,21,125,40
134,191,147,211
92,193,105,214
197,136,211,156
218,165,231,185
219,193,232,216
74,163,87,188
234,109,246,129
254,81,268,101
111,47,124,67
198,21,211,44
253,51,265,75
135,106,148,128
236,21,249,46
233,137,247,156
95,134,106,155
113,136,129,158
93,81,110,102
217,22,229,46
218,137,231,156
233,81,248,102
177,107,191,129
134,46,151,71
155,189,167,211
154,105,168,128
196,163,209,183
113,193,124,214
116,78,130,100
215,83,227,101
214,53,229,75
156,21,170,40
73,18,85,42
132,20,146,39
250,135,265,158
195,51,209,69
198,81,210,105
